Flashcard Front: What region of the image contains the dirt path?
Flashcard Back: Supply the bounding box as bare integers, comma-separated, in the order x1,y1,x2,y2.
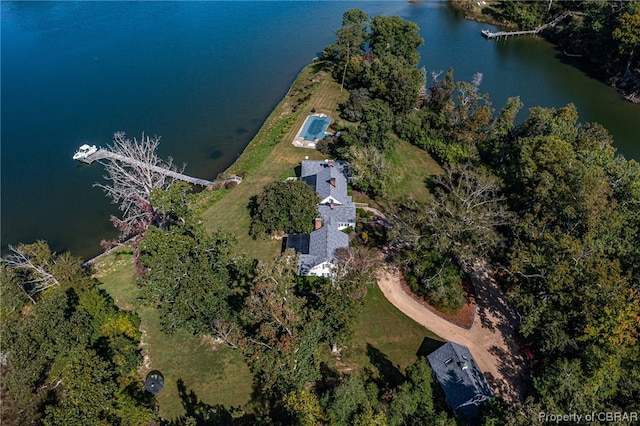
377,264,525,404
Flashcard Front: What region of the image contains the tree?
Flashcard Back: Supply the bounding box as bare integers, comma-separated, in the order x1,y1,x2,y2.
421,69,494,164
1,242,61,302
95,131,185,242
1,244,156,425
43,348,119,426
611,3,640,78
388,357,456,426
341,88,371,122
480,96,523,170
284,389,326,426
319,246,381,352
138,191,250,341
323,9,369,89
422,164,513,271
325,375,384,426
242,250,322,398
358,99,395,151
249,180,319,238
344,144,393,197
369,16,423,68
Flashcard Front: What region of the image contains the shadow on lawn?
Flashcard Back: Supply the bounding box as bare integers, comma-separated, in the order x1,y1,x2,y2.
164,379,258,426
366,343,405,389
416,336,446,359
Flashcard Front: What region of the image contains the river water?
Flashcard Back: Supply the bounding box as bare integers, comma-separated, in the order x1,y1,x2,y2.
2,1,638,259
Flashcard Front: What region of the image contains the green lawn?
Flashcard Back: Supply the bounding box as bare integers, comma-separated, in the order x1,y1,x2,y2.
340,285,444,379
138,308,253,420
95,249,253,421
386,138,443,204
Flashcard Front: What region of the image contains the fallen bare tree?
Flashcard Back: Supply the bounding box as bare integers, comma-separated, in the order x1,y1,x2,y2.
1,242,62,303
95,131,185,247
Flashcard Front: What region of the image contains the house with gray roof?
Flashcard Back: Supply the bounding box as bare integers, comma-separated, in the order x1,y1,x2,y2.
317,204,356,231
427,341,494,420
286,160,356,276
301,160,352,206
287,218,350,277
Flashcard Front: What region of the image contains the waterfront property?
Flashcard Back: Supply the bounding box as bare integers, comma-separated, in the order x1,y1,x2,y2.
286,159,355,277
292,113,332,149
427,341,494,419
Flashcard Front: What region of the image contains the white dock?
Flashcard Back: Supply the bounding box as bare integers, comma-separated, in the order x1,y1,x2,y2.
79,148,214,187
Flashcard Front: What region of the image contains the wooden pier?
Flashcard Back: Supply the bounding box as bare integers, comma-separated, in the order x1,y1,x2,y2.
482,12,571,40
79,148,214,187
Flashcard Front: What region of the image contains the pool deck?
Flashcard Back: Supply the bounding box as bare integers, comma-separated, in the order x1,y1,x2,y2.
293,113,330,149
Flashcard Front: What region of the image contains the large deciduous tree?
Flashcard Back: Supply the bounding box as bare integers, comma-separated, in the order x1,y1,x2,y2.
411,164,513,271
138,184,251,342
344,144,393,197
242,250,322,399
391,164,512,312
249,180,319,238
320,246,381,352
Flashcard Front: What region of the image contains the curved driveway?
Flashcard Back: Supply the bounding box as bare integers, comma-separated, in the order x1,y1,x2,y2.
377,265,525,403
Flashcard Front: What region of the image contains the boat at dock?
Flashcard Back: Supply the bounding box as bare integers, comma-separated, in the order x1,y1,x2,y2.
72,144,98,160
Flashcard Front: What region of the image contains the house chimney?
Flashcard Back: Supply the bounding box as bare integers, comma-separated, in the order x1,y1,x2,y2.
330,202,334,210
314,217,323,230
329,177,336,187
328,160,334,167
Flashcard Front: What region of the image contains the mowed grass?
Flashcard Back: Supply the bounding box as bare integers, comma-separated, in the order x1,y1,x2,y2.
95,250,253,421
341,285,445,376
200,61,349,262
138,308,253,420
387,138,443,204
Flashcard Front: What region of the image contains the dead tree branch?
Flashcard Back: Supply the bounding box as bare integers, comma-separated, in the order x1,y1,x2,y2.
94,131,185,239
1,244,59,302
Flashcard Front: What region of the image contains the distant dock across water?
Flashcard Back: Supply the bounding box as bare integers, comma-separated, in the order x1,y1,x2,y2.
481,12,571,40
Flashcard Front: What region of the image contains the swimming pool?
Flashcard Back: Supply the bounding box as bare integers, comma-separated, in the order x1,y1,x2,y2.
299,114,330,141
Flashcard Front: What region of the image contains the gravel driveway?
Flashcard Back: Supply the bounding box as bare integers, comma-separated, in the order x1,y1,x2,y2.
377,264,525,403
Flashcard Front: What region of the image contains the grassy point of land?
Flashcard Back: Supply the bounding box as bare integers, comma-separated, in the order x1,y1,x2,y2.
200,61,349,262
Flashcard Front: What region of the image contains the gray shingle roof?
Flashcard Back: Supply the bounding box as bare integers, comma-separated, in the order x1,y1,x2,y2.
297,222,349,275
291,160,356,275
301,160,351,205
317,204,356,226
301,160,348,178
427,342,494,419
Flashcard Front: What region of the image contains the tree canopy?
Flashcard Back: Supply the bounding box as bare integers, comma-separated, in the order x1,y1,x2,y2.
1,244,156,425
249,180,320,238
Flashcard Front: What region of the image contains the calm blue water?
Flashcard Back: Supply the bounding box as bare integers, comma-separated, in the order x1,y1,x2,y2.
2,1,639,259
